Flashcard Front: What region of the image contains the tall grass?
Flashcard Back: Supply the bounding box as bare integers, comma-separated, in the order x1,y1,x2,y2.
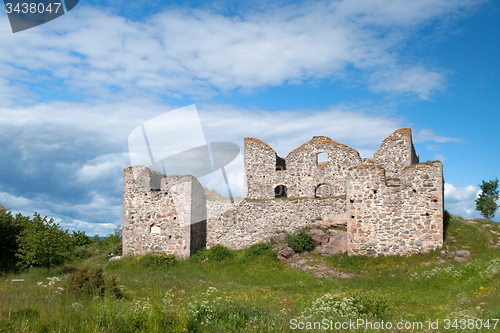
1,215,499,332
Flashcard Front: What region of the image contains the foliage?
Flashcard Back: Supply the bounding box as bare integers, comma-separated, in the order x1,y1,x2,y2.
158,253,177,265
15,213,72,273
101,226,123,255
71,231,91,247
285,230,314,252
138,253,177,268
65,267,123,299
72,245,93,260
247,242,271,256
0,206,29,274
194,245,233,262
475,178,499,220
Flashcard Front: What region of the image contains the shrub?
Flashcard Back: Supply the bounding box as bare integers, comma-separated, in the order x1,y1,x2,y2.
208,245,233,261
158,253,176,265
65,267,123,299
248,242,271,256
129,253,178,269
285,230,314,252
73,245,92,260
194,245,233,262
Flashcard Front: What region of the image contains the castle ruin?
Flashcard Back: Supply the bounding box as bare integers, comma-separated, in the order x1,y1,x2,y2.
122,128,444,257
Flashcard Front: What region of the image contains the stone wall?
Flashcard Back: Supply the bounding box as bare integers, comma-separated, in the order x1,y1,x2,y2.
207,197,346,250
346,161,443,256
244,136,362,200
122,127,443,258
122,166,206,259
374,128,419,179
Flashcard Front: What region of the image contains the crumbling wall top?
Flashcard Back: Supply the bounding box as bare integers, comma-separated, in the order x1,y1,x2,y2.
287,136,360,158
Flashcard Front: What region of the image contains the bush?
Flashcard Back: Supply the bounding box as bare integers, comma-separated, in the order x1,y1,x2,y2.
247,242,271,256
194,245,233,262
65,267,123,299
285,230,314,252
131,253,178,269
73,245,92,260
158,253,176,265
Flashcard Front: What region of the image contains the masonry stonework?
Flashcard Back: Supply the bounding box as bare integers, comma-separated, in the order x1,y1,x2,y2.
206,197,346,250
122,166,206,259
122,127,443,258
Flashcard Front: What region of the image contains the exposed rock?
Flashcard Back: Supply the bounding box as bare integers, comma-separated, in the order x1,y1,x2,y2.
109,256,122,261
322,229,348,255
278,247,294,260
297,259,307,266
277,255,287,262
455,250,471,258
488,245,500,249
423,259,446,266
272,246,283,254
270,234,286,245
289,260,308,269
309,229,329,246
329,220,348,227
315,242,346,257
328,271,360,279
310,220,347,229
454,257,468,263
313,272,328,278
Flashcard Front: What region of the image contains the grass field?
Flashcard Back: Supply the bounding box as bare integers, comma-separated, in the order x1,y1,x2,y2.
1,214,499,332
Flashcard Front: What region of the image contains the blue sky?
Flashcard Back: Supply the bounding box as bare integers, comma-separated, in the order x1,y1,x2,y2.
0,0,498,235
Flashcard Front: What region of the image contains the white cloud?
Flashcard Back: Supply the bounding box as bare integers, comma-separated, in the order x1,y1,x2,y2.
0,0,484,101
370,66,445,99
76,153,130,183
0,189,122,236
444,182,479,217
413,128,464,143
433,153,447,161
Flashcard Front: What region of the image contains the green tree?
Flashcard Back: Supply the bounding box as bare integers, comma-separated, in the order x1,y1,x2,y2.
101,226,122,255
16,213,72,273
0,205,30,273
71,230,91,247
475,178,499,220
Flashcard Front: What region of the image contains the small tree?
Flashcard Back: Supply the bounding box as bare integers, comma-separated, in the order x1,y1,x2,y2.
0,206,30,273
16,213,72,273
475,178,499,220
71,230,91,248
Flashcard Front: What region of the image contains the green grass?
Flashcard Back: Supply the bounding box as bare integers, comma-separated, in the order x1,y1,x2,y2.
1,214,499,332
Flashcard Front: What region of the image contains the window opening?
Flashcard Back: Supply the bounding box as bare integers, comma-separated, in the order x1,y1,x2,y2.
316,152,328,166
276,155,286,171
275,185,287,198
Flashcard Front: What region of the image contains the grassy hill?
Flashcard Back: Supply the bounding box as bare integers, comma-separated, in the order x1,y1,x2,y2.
1,214,499,332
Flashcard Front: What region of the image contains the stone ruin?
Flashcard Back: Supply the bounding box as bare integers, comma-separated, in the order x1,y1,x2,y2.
122,128,444,258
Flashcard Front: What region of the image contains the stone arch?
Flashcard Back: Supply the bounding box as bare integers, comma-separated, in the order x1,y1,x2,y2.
315,183,331,198
275,185,287,198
